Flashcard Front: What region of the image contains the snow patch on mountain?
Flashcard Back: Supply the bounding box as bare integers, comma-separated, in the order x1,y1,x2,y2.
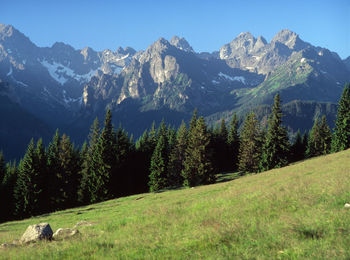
40,59,97,85
7,66,12,76
218,72,246,84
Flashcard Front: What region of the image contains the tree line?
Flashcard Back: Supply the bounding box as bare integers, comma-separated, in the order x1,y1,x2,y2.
0,84,349,223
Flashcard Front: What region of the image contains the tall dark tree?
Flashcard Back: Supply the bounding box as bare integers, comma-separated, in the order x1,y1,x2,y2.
290,130,306,163
91,109,117,202
148,129,169,192
0,161,17,221
182,116,215,187
332,83,350,152
307,116,332,157
168,120,187,187
47,129,62,210
34,139,49,212
238,112,262,174
110,126,133,197
58,134,81,208
78,118,100,204
319,115,332,155
14,139,41,217
0,152,5,185
211,119,231,173
227,113,240,171
260,94,290,171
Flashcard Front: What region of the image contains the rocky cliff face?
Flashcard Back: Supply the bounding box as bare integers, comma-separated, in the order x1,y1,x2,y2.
0,24,349,159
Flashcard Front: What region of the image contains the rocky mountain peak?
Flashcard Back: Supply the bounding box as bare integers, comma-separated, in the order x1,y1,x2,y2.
170,36,194,52
51,42,75,52
115,46,136,56
271,29,309,51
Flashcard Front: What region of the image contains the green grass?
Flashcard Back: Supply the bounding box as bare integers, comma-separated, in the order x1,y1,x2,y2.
1,150,350,259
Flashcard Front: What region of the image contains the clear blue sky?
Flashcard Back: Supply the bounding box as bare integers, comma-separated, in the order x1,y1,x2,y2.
2,0,349,58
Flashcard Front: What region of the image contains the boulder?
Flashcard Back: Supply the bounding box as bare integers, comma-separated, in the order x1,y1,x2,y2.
20,223,53,244
53,228,80,240
344,203,350,208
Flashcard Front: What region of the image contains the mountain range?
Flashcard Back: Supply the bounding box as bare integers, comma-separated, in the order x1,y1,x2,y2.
0,23,349,159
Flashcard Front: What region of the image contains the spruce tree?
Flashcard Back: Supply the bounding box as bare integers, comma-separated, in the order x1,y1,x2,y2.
227,113,240,171
332,83,350,152
319,115,332,155
14,139,40,217
0,151,5,185
1,161,17,221
238,112,262,174
168,120,187,187
78,118,100,204
182,116,215,186
290,130,306,163
307,116,332,157
91,109,117,202
148,130,169,191
260,94,290,171
58,134,80,208
47,130,62,210
111,126,133,197
35,139,49,213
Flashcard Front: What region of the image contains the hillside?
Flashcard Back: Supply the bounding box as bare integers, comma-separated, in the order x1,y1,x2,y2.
0,150,350,259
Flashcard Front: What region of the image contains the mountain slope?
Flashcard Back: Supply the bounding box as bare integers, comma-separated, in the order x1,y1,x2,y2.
1,149,349,259
0,81,53,160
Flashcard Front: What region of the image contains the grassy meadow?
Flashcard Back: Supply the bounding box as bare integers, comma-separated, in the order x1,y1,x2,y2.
0,149,350,259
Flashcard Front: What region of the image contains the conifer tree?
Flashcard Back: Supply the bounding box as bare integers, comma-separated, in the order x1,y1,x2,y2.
227,113,240,171
111,126,133,197
91,109,117,202
34,139,49,212
260,94,290,171
182,116,215,186
78,118,100,204
0,151,5,185
319,115,332,155
0,161,17,221
290,130,306,163
168,120,187,187
332,83,350,152
14,139,40,217
307,116,332,157
238,112,262,174
47,130,62,210
148,128,169,191
58,134,81,208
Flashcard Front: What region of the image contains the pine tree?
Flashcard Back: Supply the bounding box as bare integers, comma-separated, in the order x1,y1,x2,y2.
47,129,62,210
260,94,290,171
34,139,49,213
290,130,306,163
182,117,215,186
14,139,40,217
227,113,240,171
238,112,262,174
111,126,133,197
78,118,100,204
332,83,350,152
148,129,169,191
307,116,332,157
0,161,17,221
0,151,5,185
319,115,332,155
58,134,81,208
168,120,187,187
91,109,117,202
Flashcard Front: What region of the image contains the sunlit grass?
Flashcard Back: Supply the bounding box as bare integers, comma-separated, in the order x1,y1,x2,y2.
0,149,349,259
